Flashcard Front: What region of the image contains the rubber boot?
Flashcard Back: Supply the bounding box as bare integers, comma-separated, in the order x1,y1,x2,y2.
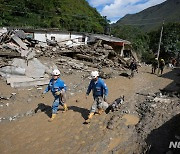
48,114,56,122
63,104,68,112
85,112,94,123
97,108,104,115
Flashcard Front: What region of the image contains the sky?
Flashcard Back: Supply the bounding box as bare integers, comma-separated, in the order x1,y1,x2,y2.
87,0,166,23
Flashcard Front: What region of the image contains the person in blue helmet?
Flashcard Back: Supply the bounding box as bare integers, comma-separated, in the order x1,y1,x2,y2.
85,71,108,123
43,69,68,122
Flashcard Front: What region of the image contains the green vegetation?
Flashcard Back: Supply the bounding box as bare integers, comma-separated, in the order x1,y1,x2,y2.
0,0,107,33
148,23,180,58
111,23,180,62
111,0,180,62
111,25,151,62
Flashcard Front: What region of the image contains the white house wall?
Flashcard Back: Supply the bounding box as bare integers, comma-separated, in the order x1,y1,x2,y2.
33,31,87,46
46,32,70,43
34,33,46,42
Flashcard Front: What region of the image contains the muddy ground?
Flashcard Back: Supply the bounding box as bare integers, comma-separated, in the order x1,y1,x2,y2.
0,64,180,154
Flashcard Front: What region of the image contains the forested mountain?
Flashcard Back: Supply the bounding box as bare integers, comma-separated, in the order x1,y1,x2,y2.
114,0,180,32
0,0,107,33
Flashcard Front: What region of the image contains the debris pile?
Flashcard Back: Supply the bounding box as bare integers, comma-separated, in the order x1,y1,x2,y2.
135,91,180,153
41,44,129,69
0,28,37,59
0,58,57,88
0,28,58,87
0,27,133,88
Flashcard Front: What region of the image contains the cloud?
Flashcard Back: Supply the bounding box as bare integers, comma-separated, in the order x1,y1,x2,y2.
87,0,114,7
98,0,166,22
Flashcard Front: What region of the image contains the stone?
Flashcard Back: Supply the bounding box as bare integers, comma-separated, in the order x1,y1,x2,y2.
0,66,26,77
153,97,171,103
25,58,46,78
52,47,57,52
107,124,114,130
9,117,13,121
27,98,32,103
26,110,35,116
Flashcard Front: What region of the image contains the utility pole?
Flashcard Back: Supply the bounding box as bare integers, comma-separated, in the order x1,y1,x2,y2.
157,20,164,60
104,16,110,35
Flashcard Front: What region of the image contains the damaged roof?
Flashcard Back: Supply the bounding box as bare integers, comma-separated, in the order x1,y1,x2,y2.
90,34,131,44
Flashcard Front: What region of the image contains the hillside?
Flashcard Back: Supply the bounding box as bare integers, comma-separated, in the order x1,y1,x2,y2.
114,0,180,31
0,0,107,33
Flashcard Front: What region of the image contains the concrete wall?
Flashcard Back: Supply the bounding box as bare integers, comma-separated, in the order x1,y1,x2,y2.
33,31,87,46
47,32,70,42
34,33,46,42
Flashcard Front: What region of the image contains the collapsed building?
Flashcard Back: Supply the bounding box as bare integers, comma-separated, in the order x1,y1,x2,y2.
0,27,137,88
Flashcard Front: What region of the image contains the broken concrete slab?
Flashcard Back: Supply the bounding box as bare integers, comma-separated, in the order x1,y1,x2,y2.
11,58,27,68
6,76,49,88
41,61,58,75
11,58,46,78
11,78,49,88
0,66,25,76
6,75,37,84
14,30,26,39
25,58,46,78
11,34,28,50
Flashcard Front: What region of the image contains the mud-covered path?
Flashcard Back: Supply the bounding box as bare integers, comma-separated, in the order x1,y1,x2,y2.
0,66,177,154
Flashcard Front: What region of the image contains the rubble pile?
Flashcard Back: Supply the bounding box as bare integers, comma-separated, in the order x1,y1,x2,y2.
0,28,130,88
0,28,37,59
0,28,58,87
44,44,128,70
0,58,57,88
135,91,180,153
